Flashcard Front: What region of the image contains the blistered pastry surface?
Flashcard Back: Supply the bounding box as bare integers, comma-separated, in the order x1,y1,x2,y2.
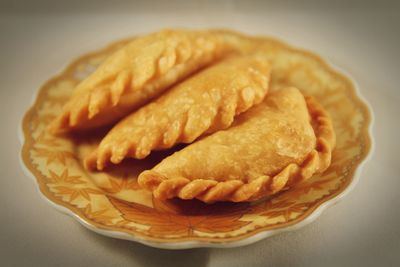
138,88,335,203
21,30,371,243
49,29,230,132
86,55,270,169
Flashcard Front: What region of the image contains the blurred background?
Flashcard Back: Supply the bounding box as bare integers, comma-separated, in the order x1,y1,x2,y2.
0,0,399,266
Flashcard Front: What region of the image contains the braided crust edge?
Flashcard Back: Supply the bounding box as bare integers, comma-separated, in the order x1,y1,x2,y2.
84,58,271,170
137,95,336,203
49,30,227,133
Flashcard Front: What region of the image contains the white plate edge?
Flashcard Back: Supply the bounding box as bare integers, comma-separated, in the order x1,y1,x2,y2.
17,57,375,250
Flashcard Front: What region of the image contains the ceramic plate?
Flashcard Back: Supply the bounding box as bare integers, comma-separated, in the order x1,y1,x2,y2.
20,32,373,249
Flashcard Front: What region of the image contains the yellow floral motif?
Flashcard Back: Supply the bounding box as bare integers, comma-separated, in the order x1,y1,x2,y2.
109,197,250,237
103,174,141,194
33,147,75,166
293,176,338,196
35,132,61,147
21,31,371,244
53,186,103,202
47,169,85,185
82,204,115,225
250,199,309,221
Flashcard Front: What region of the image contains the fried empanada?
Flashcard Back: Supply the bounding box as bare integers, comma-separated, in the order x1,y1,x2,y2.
138,87,335,203
85,55,271,170
49,29,232,133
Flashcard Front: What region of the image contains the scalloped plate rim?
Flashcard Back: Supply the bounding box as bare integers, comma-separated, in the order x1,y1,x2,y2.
18,54,374,250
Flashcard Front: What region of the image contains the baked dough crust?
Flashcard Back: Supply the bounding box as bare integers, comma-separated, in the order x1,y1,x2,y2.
85,55,271,170
49,29,231,133
138,87,335,203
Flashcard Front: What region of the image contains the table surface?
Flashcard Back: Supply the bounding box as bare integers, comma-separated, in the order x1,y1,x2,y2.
1,1,400,266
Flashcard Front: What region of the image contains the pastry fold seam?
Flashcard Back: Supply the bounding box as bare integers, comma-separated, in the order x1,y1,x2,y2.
138,95,335,203
84,55,271,170
49,29,231,133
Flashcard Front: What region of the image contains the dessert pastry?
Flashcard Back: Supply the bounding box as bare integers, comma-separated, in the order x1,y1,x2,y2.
138,87,335,203
49,29,231,133
85,55,271,170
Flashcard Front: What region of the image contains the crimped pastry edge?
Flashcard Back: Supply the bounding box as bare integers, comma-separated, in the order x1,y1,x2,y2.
84,56,272,170
48,30,228,133
138,94,336,203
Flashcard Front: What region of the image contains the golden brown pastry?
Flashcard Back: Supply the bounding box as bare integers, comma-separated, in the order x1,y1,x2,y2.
49,29,232,133
138,87,335,203
85,55,271,170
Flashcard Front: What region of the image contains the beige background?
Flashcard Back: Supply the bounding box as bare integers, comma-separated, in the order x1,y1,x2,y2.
1,0,399,266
